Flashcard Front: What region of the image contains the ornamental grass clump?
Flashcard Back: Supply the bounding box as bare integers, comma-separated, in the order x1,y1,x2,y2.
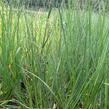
0,1,109,109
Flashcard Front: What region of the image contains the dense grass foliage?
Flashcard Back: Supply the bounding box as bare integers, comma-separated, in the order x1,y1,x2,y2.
0,3,109,109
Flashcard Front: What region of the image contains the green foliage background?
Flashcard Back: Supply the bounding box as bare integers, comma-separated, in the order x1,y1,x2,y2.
2,0,109,11
3,0,63,7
